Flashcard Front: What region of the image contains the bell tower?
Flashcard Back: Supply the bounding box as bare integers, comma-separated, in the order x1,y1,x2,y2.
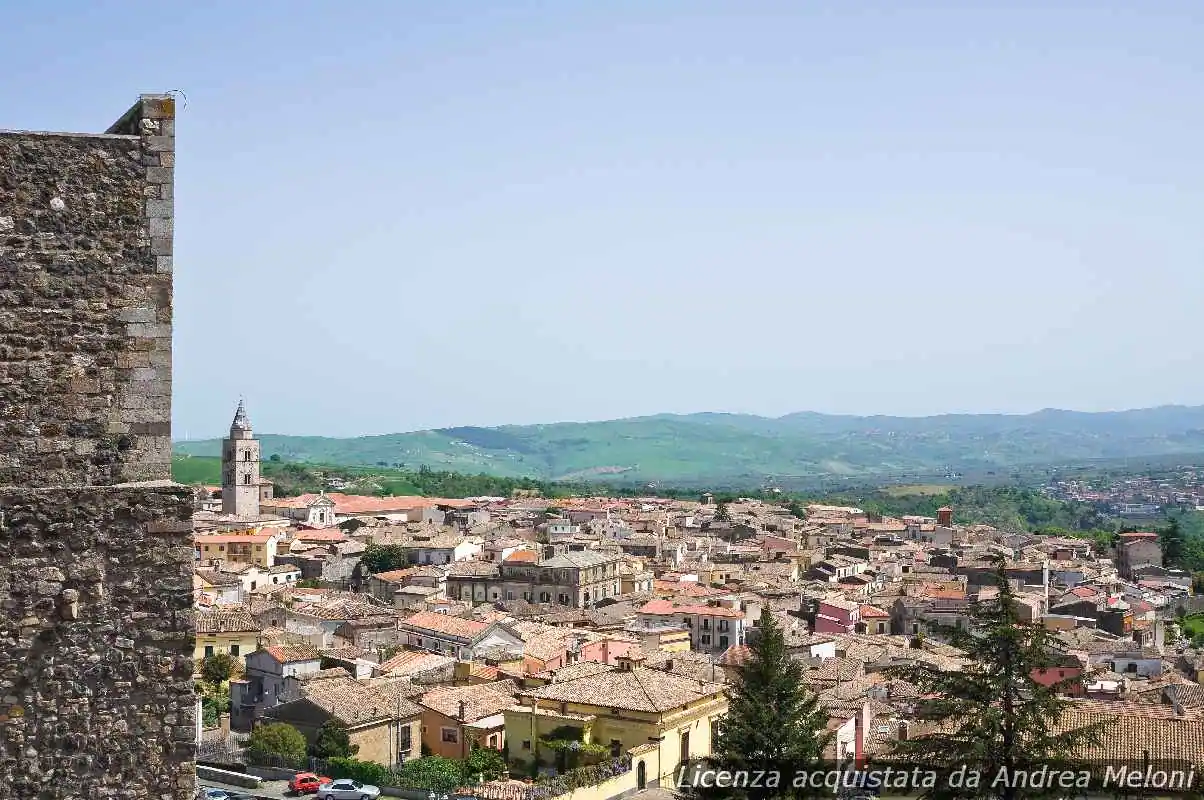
222,399,261,518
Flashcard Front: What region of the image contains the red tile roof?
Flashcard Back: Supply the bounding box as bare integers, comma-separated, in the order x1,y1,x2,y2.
637,599,744,619
401,611,489,640
293,530,348,542
503,550,538,563
269,493,475,514
859,604,891,619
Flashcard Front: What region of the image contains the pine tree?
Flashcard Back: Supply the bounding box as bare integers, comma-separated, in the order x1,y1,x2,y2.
882,560,1106,800
701,607,832,800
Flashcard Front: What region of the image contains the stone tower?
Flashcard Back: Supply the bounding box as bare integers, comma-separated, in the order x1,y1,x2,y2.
0,95,195,799
222,399,261,518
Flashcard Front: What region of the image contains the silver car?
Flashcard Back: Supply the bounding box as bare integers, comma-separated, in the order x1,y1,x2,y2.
315,779,381,800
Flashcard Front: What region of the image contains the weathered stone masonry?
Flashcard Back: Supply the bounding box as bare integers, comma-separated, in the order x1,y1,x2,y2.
1,95,195,799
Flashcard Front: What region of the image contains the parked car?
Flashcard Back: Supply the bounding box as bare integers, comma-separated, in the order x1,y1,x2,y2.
198,789,255,800
288,772,333,795
315,779,381,800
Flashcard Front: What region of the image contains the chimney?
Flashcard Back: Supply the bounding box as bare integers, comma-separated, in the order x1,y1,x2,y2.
616,652,645,672
897,721,908,741
937,507,953,527
459,700,467,721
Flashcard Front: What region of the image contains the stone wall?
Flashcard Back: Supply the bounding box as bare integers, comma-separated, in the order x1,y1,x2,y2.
0,95,175,486
0,486,196,798
0,95,195,799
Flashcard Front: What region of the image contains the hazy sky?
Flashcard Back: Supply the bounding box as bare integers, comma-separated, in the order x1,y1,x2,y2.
4,2,1202,438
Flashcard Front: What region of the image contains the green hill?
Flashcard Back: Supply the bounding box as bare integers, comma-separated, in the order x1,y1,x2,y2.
173,405,1204,486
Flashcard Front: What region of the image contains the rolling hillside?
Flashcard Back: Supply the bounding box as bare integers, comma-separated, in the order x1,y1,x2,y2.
173,405,1204,486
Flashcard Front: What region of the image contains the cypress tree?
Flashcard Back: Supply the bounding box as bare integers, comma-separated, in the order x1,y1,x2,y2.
882,559,1106,800
697,607,832,800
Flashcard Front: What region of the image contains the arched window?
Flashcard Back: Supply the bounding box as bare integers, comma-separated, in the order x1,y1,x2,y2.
243,473,252,485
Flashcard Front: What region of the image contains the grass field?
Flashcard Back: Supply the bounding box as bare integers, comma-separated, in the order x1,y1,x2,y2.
1182,614,1204,640
171,455,221,485
880,484,954,497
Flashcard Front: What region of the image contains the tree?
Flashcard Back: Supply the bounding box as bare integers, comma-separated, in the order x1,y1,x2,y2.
361,543,410,574
200,653,235,687
713,502,731,524
246,722,307,767
309,720,359,759
1160,517,1187,568
462,744,507,784
703,607,832,800
882,560,1107,800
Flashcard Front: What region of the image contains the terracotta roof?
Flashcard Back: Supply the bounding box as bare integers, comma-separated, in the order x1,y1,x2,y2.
638,599,744,619
519,667,724,712
859,604,891,619
264,644,322,663
372,568,417,583
503,550,538,564
718,644,752,667
298,675,422,725
401,611,489,641
269,493,475,514
293,530,348,543
195,569,242,588
375,650,455,677
196,608,260,634
419,681,519,723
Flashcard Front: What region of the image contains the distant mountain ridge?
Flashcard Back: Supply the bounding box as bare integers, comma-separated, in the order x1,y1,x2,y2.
172,405,1204,485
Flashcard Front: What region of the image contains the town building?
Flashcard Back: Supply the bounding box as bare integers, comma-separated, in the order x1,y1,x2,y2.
634,599,746,653
504,654,728,789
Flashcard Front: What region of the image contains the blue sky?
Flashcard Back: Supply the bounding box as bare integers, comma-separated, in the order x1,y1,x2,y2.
3,1,1202,438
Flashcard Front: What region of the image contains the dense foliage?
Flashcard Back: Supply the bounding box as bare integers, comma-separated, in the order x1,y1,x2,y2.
199,653,236,686
310,720,358,759
246,723,308,767
360,544,411,574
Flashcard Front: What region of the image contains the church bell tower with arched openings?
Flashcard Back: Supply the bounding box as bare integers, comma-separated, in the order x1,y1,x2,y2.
222,399,261,518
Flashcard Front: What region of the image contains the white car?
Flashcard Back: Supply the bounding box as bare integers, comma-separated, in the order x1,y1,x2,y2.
316,779,381,800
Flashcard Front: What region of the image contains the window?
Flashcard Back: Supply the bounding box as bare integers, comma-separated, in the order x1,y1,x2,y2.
243,473,252,485
718,620,729,632
506,591,515,600
243,450,252,462
558,593,569,605
442,728,459,743
718,636,728,649
702,619,711,630
204,645,214,658
610,739,622,758
230,645,240,657
701,634,712,645
521,740,531,751
397,725,412,757
539,592,551,603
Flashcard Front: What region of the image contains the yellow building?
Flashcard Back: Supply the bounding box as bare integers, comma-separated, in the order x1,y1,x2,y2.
195,607,260,661
195,531,279,569
504,654,727,789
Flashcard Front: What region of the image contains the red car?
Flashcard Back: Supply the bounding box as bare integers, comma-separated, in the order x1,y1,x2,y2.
288,773,332,795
